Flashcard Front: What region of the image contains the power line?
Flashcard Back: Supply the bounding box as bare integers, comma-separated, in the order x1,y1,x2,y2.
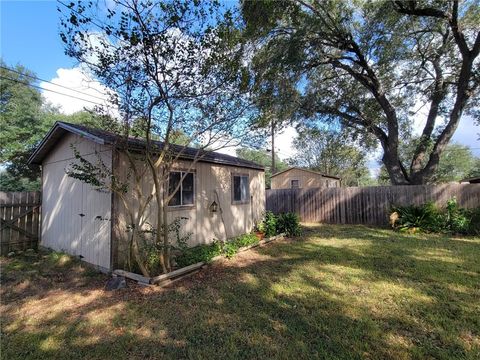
0,75,107,107
0,65,108,102
57,0,126,43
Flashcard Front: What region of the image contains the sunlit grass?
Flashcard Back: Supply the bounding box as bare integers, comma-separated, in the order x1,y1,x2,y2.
1,225,479,359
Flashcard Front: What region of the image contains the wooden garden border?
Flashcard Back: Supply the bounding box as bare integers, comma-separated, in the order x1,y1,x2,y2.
113,233,286,286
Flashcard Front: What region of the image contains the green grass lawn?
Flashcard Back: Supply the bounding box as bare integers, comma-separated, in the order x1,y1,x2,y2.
1,224,479,359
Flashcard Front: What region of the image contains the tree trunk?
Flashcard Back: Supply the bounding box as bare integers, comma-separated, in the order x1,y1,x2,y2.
131,226,150,277
162,180,171,273
382,150,410,185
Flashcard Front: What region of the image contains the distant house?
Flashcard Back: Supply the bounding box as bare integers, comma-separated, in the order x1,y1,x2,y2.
29,121,265,271
270,167,340,189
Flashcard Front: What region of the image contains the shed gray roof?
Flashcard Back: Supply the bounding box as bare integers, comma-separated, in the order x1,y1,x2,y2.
28,121,264,171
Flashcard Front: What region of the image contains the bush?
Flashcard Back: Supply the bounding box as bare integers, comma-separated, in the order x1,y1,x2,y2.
391,198,479,235
175,241,222,268
175,234,260,266
175,212,302,268
222,233,259,259
276,212,301,237
445,198,472,234
263,211,278,237
467,208,480,235
233,233,259,247
391,202,442,233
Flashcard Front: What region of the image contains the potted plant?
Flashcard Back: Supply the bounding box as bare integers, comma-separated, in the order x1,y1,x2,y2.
254,221,265,240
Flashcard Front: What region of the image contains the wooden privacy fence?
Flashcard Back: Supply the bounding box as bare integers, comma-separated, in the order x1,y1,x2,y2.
266,184,480,226
0,191,41,255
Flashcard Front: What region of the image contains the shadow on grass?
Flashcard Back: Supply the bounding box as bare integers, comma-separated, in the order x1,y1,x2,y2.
1,225,479,359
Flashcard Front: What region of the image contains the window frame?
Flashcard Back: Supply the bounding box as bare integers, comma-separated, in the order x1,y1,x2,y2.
291,179,299,189
167,170,195,209
231,173,250,205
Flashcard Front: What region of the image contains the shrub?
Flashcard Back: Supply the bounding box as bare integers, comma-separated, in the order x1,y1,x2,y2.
234,233,259,247
176,212,301,268
262,211,278,237
222,233,259,259
445,198,471,234
276,212,301,237
391,198,479,235
391,202,442,233
175,241,222,268
467,208,480,235
175,234,260,266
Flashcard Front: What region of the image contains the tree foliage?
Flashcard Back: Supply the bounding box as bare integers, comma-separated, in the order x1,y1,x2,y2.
236,147,287,188
466,157,480,178
0,61,45,183
0,60,111,191
432,144,478,183
288,128,373,186
378,141,479,184
240,0,480,185
59,0,254,275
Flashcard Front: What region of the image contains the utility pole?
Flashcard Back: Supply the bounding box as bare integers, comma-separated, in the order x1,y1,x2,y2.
271,117,275,175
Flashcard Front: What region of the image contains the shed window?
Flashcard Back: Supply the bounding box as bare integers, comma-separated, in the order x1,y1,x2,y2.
232,174,249,203
291,180,299,189
168,171,194,206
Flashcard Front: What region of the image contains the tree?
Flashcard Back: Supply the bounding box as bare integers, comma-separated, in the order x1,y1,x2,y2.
59,0,253,275
466,157,480,178
377,141,479,184
0,60,46,185
433,144,478,183
0,170,40,192
240,0,480,185
236,147,287,188
0,59,117,191
288,128,373,186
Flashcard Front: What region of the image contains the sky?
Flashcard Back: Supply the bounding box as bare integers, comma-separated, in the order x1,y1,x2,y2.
1,0,479,175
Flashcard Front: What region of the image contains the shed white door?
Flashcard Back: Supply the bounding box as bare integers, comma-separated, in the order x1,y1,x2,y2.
42,160,111,269
42,156,111,270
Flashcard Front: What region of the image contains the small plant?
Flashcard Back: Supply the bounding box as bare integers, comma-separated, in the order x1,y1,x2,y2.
276,212,301,237
139,217,193,274
235,233,258,247
175,233,260,265
222,242,238,259
222,234,259,259
175,241,222,268
254,221,266,239
262,211,278,237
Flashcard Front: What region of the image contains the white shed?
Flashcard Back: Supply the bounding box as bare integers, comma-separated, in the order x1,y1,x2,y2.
29,122,265,271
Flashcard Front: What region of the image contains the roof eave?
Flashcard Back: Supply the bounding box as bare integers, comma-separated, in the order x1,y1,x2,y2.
28,122,106,165
28,122,265,171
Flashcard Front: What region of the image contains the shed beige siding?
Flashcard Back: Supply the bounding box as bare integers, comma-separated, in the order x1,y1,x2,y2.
271,168,340,189
113,153,265,268
41,133,112,270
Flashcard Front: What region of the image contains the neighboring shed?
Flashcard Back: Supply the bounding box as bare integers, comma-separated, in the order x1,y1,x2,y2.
29,122,265,271
270,167,340,189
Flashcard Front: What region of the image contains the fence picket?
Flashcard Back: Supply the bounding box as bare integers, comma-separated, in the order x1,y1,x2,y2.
0,191,41,254
266,184,480,226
